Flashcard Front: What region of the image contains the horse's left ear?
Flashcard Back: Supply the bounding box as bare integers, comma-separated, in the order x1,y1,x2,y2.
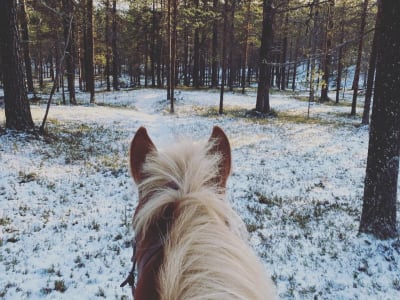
130,127,156,183
208,126,231,188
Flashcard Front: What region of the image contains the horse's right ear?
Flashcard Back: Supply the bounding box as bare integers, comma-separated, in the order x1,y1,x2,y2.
130,127,156,183
208,126,231,188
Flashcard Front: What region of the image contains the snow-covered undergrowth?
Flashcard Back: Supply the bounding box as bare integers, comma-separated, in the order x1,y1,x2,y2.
1,88,399,299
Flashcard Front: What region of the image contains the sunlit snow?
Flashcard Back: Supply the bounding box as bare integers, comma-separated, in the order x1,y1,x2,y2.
1,88,399,299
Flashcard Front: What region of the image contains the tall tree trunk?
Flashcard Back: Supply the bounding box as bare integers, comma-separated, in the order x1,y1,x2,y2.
219,0,229,114
151,0,157,87
112,0,119,91
19,0,35,94
280,1,289,91
350,0,368,116
37,25,44,89
320,0,335,102
335,3,345,104
308,0,319,104
227,0,235,91
183,25,190,86
79,13,85,92
211,0,219,88
241,0,251,94
359,0,400,239
62,0,76,104
85,0,95,103
199,31,206,87
0,0,34,131
362,0,381,125
166,0,171,100
256,0,274,114
169,0,177,113
291,35,300,91
105,0,111,91
144,32,149,88
192,0,200,88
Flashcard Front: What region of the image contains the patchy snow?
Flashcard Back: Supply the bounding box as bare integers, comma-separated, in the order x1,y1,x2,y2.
0,88,399,299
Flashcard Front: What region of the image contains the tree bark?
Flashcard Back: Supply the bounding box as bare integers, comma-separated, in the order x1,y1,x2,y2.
350,0,368,116
0,0,34,131
320,0,335,102
192,0,200,88
308,0,319,104
256,0,274,114
62,0,77,104
211,0,219,88
241,0,251,94
291,35,300,91
280,1,289,91
112,0,119,91
219,0,229,114
19,0,35,94
335,3,345,104
105,0,111,91
170,0,177,113
85,0,95,103
362,0,381,125
359,0,400,239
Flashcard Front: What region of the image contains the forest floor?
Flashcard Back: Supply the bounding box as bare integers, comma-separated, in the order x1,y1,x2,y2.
0,88,399,299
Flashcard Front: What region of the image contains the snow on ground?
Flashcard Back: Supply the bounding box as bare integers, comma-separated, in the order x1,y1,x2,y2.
0,88,399,299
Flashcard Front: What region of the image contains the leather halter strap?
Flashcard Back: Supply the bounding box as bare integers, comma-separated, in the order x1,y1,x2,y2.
120,234,164,295
120,239,137,289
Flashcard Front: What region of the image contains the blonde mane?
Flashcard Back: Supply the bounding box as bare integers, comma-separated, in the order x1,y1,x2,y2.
132,136,276,300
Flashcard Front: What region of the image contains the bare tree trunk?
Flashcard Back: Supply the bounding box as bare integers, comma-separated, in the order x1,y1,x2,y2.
19,0,35,95
112,0,119,91
227,0,235,91
320,0,335,102
335,3,345,103
291,35,300,91
280,1,289,91
256,0,274,114
166,0,171,100
151,0,157,87
241,0,251,94
183,25,190,86
105,0,111,91
85,0,95,103
362,0,381,125
211,0,219,88
359,0,400,239
0,0,34,131
192,0,200,88
62,0,76,104
308,0,319,104
350,0,368,116
219,0,229,114
170,0,177,113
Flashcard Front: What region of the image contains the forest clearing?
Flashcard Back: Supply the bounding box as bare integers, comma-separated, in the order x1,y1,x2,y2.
1,88,399,299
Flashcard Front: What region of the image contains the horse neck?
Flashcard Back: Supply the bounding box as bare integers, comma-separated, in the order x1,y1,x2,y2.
134,203,176,300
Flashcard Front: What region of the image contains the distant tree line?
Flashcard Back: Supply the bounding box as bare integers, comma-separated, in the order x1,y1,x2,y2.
0,1,379,109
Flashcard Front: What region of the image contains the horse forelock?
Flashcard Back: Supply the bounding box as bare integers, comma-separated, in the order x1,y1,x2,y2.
133,139,222,236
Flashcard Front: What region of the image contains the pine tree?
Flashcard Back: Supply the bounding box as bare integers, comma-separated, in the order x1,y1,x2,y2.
256,0,274,114
0,0,34,131
359,0,400,239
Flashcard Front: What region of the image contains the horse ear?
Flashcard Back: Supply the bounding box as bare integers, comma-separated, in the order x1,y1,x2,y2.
130,127,156,183
208,126,231,188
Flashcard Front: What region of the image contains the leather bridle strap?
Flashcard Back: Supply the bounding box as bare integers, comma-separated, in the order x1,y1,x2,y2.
120,239,137,291
120,237,164,296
